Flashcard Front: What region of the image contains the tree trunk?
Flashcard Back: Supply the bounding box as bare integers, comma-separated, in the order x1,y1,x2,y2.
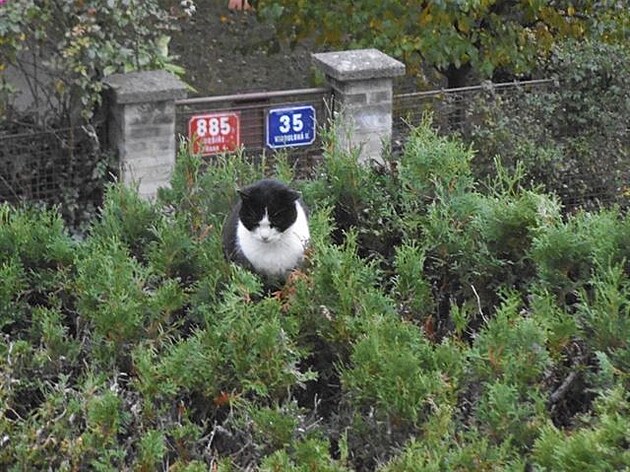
444,63,472,89
440,63,473,132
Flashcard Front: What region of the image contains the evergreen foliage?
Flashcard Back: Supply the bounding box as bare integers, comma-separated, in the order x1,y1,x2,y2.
1,121,628,470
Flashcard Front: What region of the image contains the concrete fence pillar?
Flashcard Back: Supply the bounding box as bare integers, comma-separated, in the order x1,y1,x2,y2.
312,49,405,165
103,70,188,199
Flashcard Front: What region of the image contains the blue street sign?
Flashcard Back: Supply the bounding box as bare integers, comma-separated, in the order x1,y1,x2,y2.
266,105,316,149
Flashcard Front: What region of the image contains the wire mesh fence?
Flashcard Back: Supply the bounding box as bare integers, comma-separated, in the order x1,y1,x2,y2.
0,124,110,219
393,79,555,145
393,79,629,212
175,87,333,178
2,79,626,216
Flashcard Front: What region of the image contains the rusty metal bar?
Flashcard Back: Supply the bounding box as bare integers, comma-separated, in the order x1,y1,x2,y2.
175,87,331,106
394,79,554,100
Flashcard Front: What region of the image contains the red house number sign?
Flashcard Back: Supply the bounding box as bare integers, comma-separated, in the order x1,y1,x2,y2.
188,112,240,156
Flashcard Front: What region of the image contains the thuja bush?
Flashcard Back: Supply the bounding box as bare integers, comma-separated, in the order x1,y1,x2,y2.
531,209,630,301
2,121,629,470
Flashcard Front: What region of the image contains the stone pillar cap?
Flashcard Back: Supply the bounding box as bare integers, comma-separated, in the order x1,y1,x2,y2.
103,70,188,104
312,49,405,81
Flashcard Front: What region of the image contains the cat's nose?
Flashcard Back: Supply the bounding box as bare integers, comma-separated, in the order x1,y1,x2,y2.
259,228,272,241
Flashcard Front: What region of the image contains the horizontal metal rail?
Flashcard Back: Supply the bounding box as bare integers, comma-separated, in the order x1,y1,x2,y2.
175,87,331,106
0,126,80,141
394,79,554,100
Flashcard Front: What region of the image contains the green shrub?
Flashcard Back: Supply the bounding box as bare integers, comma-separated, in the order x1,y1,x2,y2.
0,203,77,353
531,209,630,299
399,118,475,207
381,431,525,471
475,379,547,449
159,145,266,232
0,203,74,269
0,257,26,330
2,120,628,470
577,265,630,373
528,289,579,358
261,437,350,471
134,272,314,408
147,216,204,282
75,238,151,361
302,130,401,257
469,39,629,210
342,315,463,425
532,386,630,470
251,405,300,449
336,315,464,466
393,241,433,318
469,294,551,385
136,429,167,471
418,181,561,332
30,305,81,365
91,184,162,260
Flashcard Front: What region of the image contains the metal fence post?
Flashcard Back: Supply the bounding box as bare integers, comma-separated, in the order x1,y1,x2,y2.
103,70,188,199
312,49,405,165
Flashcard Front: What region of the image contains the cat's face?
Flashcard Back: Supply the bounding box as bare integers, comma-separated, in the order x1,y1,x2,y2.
238,179,300,244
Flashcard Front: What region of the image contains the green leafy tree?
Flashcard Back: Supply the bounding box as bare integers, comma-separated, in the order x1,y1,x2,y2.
0,0,185,125
254,0,622,87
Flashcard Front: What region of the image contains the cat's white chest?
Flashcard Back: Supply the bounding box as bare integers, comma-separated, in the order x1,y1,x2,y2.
236,202,310,278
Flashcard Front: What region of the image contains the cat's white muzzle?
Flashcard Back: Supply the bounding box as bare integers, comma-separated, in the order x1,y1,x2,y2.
235,200,310,278
256,219,276,242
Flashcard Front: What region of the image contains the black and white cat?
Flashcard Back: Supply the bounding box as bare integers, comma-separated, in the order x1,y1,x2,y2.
222,179,310,280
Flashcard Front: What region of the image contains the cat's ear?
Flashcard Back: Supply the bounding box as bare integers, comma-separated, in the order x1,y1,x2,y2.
286,189,301,201
237,188,250,200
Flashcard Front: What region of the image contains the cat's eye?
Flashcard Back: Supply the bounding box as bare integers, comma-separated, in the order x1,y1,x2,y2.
271,209,288,218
